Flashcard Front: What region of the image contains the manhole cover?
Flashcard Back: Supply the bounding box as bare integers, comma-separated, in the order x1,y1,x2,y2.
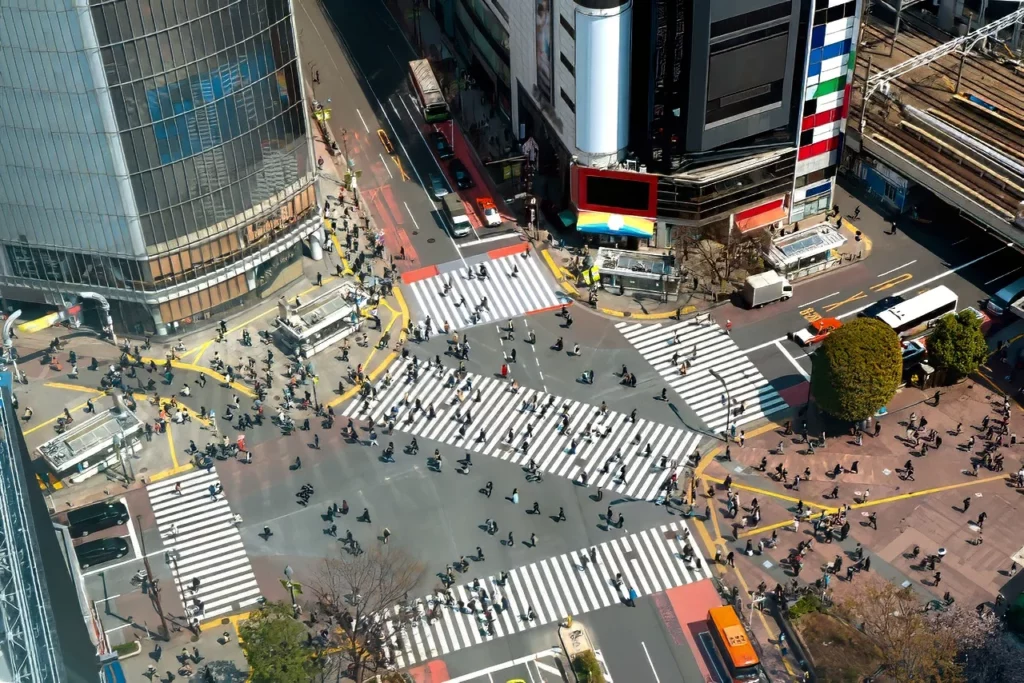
622,312,632,317
426,237,435,243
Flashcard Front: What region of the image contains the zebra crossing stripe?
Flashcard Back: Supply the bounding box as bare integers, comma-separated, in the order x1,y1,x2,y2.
616,319,788,432
146,467,261,619
343,358,702,500
408,253,563,329
382,522,708,668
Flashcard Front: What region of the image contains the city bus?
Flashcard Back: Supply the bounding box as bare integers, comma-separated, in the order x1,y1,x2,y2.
409,59,450,123
707,606,761,681
873,285,958,337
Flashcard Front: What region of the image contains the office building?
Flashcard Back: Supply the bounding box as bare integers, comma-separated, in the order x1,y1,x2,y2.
0,0,319,335
463,0,861,245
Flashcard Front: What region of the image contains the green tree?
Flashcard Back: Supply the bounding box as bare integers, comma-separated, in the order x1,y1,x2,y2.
811,317,902,421
238,602,317,683
926,311,988,381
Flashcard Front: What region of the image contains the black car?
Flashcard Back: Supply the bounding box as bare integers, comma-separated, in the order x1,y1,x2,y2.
429,131,454,160
75,537,130,569
68,501,129,538
449,159,474,189
860,295,904,319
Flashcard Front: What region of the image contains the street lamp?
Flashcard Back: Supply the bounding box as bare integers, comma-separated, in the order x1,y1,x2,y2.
137,514,169,638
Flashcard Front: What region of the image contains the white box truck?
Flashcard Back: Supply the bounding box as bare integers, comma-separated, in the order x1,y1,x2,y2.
743,271,793,308
442,194,472,237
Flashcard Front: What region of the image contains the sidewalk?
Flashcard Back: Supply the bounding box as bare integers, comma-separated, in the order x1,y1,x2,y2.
702,378,1024,614
116,622,249,682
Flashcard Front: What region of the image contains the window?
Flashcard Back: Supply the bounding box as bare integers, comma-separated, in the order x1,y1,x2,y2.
560,88,575,113
884,182,897,203
559,14,574,40
559,53,574,77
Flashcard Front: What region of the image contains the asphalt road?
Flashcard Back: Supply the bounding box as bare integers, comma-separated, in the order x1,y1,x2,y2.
296,0,516,272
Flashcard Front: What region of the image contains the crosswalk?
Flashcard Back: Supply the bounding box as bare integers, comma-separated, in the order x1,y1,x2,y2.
408,253,563,329
344,358,702,500
379,521,708,668
147,468,261,619
616,319,788,433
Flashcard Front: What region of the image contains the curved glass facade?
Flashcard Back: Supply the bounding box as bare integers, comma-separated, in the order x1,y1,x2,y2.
93,0,310,251
0,0,316,334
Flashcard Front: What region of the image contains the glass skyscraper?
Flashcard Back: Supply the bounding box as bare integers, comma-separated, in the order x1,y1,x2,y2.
0,0,318,335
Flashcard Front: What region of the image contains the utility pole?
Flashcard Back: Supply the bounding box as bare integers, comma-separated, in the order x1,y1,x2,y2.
137,514,169,638
890,0,904,58
955,16,974,94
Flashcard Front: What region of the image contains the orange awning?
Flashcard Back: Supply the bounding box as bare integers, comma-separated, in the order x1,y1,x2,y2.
736,206,788,233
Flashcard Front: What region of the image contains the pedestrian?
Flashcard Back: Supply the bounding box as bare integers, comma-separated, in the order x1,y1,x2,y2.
558,507,566,522
314,433,320,449
726,551,735,567
977,511,987,529
962,497,970,513
382,527,391,543
512,488,519,504
868,512,877,530
174,483,183,495
933,571,941,587
530,532,537,547
507,532,514,547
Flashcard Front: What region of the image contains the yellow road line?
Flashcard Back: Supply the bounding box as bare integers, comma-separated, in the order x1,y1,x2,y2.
191,340,213,367
737,518,798,539
147,463,194,483
704,476,835,511
849,474,1005,509
139,359,257,398
393,285,410,343
165,417,178,470
330,232,353,275
43,381,103,394
326,351,398,409
541,249,579,296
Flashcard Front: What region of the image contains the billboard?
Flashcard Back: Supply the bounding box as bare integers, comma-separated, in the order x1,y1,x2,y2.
535,0,553,103
575,5,632,154
571,165,658,219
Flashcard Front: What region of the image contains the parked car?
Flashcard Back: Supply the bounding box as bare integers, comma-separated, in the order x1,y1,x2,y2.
75,537,129,569
429,131,454,160
476,198,501,226
68,501,129,538
449,159,474,189
428,173,449,200
791,317,842,346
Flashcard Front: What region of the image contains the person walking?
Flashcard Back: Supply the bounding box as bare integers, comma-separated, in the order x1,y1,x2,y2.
530,532,537,547
382,528,391,544
511,488,519,504
977,511,987,529
313,433,320,449
507,532,514,547
962,497,970,513
557,507,566,522
933,571,941,587
868,511,877,530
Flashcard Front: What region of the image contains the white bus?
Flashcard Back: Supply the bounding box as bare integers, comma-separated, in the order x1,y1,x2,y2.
409,59,450,122
873,285,958,337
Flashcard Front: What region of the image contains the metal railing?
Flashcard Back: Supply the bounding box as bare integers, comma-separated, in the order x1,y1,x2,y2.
0,388,64,680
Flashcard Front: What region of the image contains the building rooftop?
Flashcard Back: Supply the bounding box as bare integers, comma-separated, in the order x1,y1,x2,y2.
36,409,143,473
277,282,361,337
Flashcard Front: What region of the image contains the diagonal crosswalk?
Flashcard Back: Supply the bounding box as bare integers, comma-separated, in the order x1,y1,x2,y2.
379,521,709,668
147,468,261,619
616,319,788,433
343,358,702,501
408,253,563,329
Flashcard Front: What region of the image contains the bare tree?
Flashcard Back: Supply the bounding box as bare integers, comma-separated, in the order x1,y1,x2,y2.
309,546,426,683
838,582,962,683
